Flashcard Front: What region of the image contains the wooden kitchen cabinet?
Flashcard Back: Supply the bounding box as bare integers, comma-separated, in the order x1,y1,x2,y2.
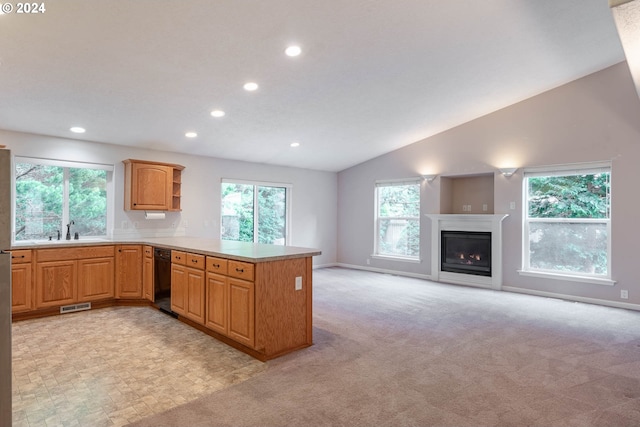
78,257,114,302
185,267,205,324
115,245,143,298
123,159,184,211
36,245,116,308
228,277,255,348
36,260,77,308
10,250,32,313
143,245,154,302
205,258,255,348
171,250,205,324
171,263,187,315
205,272,228,335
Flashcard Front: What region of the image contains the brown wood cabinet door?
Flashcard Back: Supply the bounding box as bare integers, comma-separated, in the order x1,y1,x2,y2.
115,245,143,298
131,163,172,210
78,257,114,302
143,255,154,302
206,272,228,335
171,264,187,315
11,263,32,312
185,267,205,325
36,260,77,308
228,278,255,348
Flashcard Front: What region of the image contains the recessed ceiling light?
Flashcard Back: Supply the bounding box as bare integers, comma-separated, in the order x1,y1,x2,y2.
285,45,302,57
185,132,197,138
70,127,86,134
211,110,225,118
290,142,300,148
243,82,259,91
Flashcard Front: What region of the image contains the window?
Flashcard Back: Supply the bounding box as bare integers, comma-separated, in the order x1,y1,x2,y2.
523,164,611,280
374,180,420,259
221,179,290,245
14,157,113,242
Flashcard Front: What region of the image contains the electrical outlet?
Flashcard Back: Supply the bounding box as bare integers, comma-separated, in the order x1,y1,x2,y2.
133,221,139,229
482,204,488,212
621,290,629,299
121,221,128,229
295,276,302,291
366,259,370,265
510,202,516,210
466,205,472,212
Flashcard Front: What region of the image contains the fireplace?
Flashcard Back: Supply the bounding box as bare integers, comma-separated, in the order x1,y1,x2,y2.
426,214,508,290
441,231,491,277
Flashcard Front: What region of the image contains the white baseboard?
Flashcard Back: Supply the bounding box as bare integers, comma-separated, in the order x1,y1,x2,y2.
313,262,339,269
333,263,433,281
502,286,640,312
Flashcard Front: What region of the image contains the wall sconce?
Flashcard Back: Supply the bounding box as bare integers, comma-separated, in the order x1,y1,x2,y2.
499,168,517,177
422,174,437,182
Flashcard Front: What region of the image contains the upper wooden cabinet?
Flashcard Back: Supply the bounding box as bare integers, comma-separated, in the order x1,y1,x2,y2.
123,159,185,211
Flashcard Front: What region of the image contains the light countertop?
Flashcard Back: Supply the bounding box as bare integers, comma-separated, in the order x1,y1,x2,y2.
10,236,321,263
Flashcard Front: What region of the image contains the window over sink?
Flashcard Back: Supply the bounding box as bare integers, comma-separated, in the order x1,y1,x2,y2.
14,157,113,242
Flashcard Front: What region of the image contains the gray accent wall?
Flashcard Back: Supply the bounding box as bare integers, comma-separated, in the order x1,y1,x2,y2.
338,62,640,306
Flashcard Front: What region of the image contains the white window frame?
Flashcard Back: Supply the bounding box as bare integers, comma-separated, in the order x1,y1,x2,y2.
12,156,115,242
373,178,421,262
519,162,614,286
221,178,292,246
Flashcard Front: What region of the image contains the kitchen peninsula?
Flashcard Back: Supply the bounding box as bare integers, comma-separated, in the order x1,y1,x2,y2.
9,237,321,361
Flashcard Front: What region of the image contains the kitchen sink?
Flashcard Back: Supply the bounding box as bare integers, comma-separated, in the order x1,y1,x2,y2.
13,238,110,246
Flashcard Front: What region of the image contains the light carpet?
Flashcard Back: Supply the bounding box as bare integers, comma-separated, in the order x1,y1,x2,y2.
128,267,640,426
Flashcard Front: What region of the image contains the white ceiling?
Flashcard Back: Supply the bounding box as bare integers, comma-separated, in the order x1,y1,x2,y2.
0,0,626,172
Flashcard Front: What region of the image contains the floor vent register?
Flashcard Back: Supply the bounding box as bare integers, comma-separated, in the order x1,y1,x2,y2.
60,302,92,314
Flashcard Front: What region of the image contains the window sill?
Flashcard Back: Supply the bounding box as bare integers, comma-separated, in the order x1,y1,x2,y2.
371,255,421,264
518,270,616,286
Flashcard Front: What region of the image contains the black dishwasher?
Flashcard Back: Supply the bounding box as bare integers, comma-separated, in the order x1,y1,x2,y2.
154,247,173,315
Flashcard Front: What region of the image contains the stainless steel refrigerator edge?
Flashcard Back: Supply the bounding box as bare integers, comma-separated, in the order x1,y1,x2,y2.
0,148,12,427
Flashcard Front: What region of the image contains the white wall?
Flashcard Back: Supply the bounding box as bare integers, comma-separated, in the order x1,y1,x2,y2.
337,62,640,306
1,131,337,266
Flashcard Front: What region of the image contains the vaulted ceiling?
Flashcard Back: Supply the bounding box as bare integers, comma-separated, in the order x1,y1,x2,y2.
0,0,626,171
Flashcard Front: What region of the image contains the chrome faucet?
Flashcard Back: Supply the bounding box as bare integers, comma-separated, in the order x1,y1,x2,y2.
66,220,74,240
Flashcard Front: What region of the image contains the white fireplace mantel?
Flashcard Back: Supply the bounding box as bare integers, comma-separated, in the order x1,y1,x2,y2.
425,214,508,290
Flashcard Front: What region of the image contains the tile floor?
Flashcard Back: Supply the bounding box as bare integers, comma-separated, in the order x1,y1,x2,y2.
11,306,267,427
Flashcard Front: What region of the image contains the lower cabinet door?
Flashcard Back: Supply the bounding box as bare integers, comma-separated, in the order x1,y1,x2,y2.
11,263,32,312
171,264,187,315
78,257,114,302
228,278,255,348
143,255,154,302
205,272,228,335
185,267,205,325
115,245,143,298
36,260,77,308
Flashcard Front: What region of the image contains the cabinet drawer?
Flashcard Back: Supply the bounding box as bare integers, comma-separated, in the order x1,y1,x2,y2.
172,250,186,265
228,260,254,281
37,245,114,262
206,257,228,275
10,250,31,264
143,245,153,258
186,253,205,270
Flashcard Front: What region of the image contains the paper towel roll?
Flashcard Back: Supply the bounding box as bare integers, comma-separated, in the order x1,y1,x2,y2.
144,211,166,220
